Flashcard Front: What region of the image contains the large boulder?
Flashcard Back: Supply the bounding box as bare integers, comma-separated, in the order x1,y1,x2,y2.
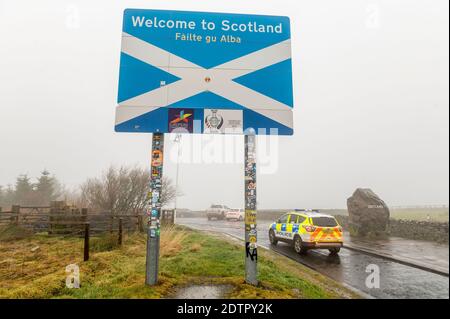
347,188,390,237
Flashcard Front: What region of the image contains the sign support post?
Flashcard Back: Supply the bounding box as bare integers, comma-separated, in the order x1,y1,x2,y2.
173,134,182,224
244,133,258,286
146,132,164,286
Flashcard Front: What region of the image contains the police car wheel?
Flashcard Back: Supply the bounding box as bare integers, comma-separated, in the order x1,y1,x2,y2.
269,229,278,245
294,236,307,255
329,248,340,255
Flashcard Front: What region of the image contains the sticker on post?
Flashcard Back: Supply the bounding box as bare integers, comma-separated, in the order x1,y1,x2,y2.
246,242,258,261
247,182,256,190
245,210,257,225
151,150,163,167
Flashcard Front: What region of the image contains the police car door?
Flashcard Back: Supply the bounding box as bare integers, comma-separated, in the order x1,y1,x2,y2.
276,214,289,239
286,214,299,240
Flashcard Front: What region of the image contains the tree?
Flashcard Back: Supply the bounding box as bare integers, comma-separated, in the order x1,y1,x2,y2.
1,171,62,207
35,170,61,206
2,185,15,207
14,174,34,206
80,165,179,215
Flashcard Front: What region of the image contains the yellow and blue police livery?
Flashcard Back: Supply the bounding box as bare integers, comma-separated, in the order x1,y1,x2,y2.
269,210,343,255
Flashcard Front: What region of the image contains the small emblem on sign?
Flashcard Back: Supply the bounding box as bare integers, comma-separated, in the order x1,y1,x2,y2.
168,109,194,133
205,109,224,131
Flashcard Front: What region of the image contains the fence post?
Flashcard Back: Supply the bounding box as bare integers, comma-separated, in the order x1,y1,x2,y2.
49,201,62,235
161,210,166,226
137,215,142,232
118,218,123,246
135,210,139,232
81,208,88,220
171,209,175,225
84,223,90,261
81,207,87,227
12,205,20,225
110,215,114,234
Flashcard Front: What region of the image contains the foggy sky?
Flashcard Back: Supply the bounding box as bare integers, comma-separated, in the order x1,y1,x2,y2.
0,0,448,210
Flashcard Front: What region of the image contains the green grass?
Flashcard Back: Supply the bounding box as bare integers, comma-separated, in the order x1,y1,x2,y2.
90,234,121,252
0,224,33,241
0,226,359,299
390,208,449,222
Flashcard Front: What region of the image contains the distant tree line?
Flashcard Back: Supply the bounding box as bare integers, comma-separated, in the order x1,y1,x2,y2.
0,170,62,208
0,165,178,214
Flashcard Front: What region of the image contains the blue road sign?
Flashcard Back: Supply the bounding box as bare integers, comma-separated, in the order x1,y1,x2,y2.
115,9,294,135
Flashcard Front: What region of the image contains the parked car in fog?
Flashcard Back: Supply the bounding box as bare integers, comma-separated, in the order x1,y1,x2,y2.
206,204,230,220
225,208,244,221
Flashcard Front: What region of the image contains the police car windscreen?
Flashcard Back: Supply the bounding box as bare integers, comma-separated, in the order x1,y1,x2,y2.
311,217,338,227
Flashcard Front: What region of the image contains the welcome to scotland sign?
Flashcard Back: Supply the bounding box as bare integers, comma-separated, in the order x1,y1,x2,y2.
115,9,294,135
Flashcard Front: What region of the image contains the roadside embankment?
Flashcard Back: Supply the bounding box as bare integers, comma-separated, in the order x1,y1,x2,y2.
0,225,359,299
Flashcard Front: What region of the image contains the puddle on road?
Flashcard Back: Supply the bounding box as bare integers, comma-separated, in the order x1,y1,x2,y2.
173,284,233,299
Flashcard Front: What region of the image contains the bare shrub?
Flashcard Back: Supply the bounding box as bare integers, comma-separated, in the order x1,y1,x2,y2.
80,165,178,215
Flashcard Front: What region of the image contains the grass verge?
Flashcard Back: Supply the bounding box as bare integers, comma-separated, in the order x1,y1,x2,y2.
0,225,359,299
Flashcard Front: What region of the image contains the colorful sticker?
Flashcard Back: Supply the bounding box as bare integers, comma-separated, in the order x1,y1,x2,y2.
245,210,257,225
152,150,163,167
168,109,194,133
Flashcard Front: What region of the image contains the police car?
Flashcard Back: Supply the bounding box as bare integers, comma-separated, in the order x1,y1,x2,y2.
269,210,343,255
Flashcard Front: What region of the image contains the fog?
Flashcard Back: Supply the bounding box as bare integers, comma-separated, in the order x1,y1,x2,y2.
0,0,448,210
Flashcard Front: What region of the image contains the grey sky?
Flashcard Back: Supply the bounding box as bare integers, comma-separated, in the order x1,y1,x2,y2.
0,0,448,210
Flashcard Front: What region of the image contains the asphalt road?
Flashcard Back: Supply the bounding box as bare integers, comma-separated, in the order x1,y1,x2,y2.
177,217,449,299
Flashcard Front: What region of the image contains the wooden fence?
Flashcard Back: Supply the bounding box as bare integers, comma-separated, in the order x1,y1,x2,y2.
0,202,175,261
0,202,175,237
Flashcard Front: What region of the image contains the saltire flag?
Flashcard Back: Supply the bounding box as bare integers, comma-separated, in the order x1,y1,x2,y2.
115,9,294,135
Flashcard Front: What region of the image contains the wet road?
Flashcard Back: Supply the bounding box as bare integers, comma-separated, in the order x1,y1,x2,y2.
177,217,449,299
